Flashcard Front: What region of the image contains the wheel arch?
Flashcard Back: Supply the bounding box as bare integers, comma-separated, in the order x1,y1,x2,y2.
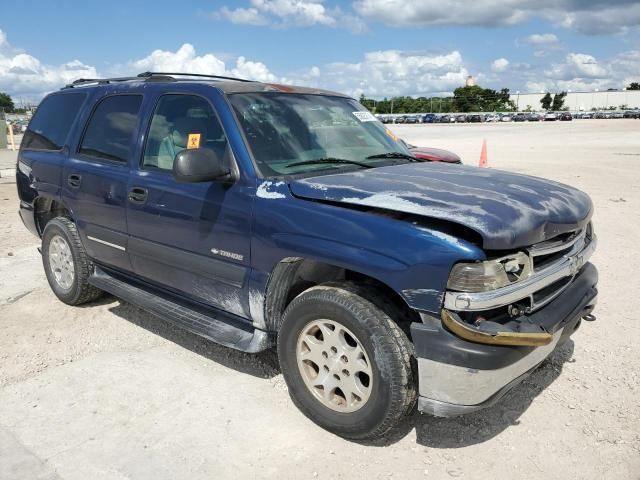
33,196,74,236
263,257,420,333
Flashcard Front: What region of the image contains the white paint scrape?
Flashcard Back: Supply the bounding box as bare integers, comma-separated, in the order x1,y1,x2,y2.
257,181,286,199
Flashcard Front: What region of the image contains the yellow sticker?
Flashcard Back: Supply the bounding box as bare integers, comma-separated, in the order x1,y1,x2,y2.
187,133,201,149
385,127,398,141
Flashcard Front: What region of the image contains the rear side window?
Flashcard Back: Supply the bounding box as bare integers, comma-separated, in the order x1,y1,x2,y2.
79,95,142,163
22,93,86,151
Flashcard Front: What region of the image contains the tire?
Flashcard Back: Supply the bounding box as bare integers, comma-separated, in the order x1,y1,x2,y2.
42,217,103,305
277,282,417,440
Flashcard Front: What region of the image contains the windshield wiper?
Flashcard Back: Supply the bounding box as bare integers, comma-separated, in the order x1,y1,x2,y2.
366,152,419,161
284,157,373,170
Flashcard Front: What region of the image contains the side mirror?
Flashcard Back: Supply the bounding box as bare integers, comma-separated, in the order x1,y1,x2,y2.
173,148,231,183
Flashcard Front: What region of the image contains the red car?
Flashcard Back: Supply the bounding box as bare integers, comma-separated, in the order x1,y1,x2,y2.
408,145,462,164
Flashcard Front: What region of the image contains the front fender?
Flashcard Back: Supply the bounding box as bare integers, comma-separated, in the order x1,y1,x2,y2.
251,186,484,315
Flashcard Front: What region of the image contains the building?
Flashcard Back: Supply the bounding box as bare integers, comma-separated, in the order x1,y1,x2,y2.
510,89,640,112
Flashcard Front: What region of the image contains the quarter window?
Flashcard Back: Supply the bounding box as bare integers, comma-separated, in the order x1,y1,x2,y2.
22,93,87,151
143,94,228,171
79,95,142,163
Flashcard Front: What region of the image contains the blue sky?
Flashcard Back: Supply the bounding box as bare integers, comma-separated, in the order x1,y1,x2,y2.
1,0,639,102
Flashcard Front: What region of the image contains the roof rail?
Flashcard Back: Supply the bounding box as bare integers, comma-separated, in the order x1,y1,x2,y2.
137,72,252,83
63,71,253,90
63,76,144,89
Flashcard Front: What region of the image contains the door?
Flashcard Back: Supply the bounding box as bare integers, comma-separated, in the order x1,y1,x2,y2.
63,93,143,272
126,93,253,320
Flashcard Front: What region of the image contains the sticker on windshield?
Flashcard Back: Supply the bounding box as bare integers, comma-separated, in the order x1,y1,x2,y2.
384,127,398,141
187,133,201,149
352,111,377,122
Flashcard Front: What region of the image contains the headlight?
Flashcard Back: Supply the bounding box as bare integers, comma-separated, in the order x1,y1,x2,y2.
447,252,532,292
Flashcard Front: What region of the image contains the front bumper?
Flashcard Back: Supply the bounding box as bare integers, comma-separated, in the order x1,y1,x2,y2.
411,262,598,417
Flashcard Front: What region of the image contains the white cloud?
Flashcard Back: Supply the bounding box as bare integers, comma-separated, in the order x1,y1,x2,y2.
128,44,227,75
217,6,268,25
291,50,469,98
212,0,366,32
525,33,558,45
491,58,510,73
546,53,608,80
353,0,640,35
521,50,640,92
124,44,280,83
0,30,97,102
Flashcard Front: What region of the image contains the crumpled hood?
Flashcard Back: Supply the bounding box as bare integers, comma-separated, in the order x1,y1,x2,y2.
289,163,593,250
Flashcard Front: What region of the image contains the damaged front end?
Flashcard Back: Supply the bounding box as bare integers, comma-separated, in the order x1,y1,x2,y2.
411,224,598,416
442,223,596,345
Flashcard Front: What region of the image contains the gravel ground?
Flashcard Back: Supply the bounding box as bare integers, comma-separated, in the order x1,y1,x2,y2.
0,120,639,479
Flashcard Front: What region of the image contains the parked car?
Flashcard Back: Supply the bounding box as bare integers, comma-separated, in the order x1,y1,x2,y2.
611,112,624,119
484,114,499,123
528,113,542,122
439,114,454,123
407,144,463,164
380,116,394,124
513,113,528,122
404,115,419,124
421,113,438,123
455,114,467,123
622,111,637,119
468,114,483,123
559,112,573,121
17,72,598,440
544,112,558,121
500,114,513,122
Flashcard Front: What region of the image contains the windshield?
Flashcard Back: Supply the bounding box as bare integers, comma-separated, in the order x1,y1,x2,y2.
228,92,412,176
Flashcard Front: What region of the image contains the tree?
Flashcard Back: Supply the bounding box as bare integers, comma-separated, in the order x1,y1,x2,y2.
0,92,15,112
551,91,567,111
540,93,553,110
628,82,640,91
452,85,514,113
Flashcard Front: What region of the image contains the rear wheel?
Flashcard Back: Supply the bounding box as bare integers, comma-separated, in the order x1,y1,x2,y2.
278,283,416,440
42,217,103,305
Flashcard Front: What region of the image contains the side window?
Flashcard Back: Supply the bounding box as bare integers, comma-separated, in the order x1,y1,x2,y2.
143,94,227,171
22,93,86,151
79,95,142,163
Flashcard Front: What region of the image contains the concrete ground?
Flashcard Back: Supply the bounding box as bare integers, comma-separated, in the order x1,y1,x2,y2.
0,133,20,179
1,120,639,479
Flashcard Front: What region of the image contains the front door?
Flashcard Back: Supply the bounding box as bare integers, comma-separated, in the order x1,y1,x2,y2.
126,93,253,320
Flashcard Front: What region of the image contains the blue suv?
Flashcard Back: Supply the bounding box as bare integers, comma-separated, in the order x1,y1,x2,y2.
17,72,598,439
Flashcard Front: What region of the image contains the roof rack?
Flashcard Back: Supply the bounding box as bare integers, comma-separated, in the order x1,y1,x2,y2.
63,72,252,89
137,71,252,83
64,76,140,88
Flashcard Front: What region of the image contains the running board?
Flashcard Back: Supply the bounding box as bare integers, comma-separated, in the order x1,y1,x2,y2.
89,267,272,353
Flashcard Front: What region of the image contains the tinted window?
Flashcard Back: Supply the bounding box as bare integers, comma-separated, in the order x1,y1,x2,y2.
22,93,86,150
143,94,227,171
79,95,142,163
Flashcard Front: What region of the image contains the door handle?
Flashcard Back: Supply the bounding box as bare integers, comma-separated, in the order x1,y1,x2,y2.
128,187,148,204
68,174,82,188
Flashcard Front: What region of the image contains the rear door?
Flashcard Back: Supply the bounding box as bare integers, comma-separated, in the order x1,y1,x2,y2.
63,93,143,272
126,92,253,320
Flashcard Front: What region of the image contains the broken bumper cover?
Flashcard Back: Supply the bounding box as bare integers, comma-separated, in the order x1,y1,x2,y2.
411,262,598,417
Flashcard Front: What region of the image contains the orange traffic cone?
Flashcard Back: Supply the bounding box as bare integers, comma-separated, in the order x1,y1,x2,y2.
479,139,488,168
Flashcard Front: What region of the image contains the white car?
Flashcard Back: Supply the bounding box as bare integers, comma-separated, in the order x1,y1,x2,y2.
500,114,513,122
544,112,558,121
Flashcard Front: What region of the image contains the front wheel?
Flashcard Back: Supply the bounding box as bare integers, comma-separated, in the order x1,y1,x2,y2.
278,283,416,440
